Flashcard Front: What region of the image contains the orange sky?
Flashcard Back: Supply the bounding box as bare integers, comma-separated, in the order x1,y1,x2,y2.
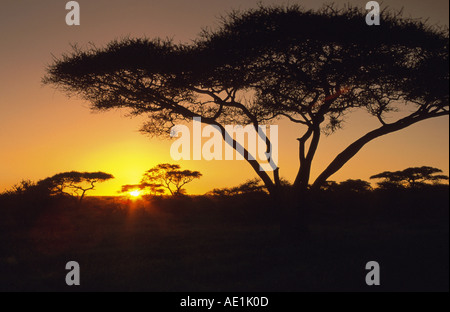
0,0,448,196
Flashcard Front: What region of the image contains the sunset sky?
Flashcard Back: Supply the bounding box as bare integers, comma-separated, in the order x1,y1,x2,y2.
0,0,448,196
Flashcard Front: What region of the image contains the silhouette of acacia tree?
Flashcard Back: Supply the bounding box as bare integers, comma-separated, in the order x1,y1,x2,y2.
141,164,202,196
43,5,449,196
39,171,114,203
371,166,449,188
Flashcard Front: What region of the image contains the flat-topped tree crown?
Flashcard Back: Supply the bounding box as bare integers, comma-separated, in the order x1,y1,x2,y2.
141,164,202,196
39,171,114,202
371,166,449,188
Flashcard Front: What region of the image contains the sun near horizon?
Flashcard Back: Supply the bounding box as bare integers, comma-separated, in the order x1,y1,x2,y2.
129,190,142,198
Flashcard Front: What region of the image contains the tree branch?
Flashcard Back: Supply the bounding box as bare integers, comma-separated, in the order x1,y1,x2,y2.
312,110,449,189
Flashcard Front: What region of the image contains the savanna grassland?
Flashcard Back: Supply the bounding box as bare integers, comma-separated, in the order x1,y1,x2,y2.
0,187,448,292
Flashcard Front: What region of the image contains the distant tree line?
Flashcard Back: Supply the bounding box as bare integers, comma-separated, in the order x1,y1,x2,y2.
2,166,447,201
205,166,449,196
207,179,267,197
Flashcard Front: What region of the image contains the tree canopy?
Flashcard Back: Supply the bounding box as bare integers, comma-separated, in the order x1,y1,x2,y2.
370,166,449,188
43,4,449,194
141,164,202,195
39,171,114,202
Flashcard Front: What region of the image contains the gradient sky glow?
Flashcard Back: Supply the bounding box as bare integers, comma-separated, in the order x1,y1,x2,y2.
0,0,448,195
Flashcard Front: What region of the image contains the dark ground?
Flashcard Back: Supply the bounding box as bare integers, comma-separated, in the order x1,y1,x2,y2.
0,187,448,292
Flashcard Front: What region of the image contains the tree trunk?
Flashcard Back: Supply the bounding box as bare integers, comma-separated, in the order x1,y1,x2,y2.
79,191,86,204
293,158,312,191
293,126,320,191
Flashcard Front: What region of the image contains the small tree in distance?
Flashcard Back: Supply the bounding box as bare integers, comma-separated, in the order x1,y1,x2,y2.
141,164,202,196
39,171,114,203
370,166,449,189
